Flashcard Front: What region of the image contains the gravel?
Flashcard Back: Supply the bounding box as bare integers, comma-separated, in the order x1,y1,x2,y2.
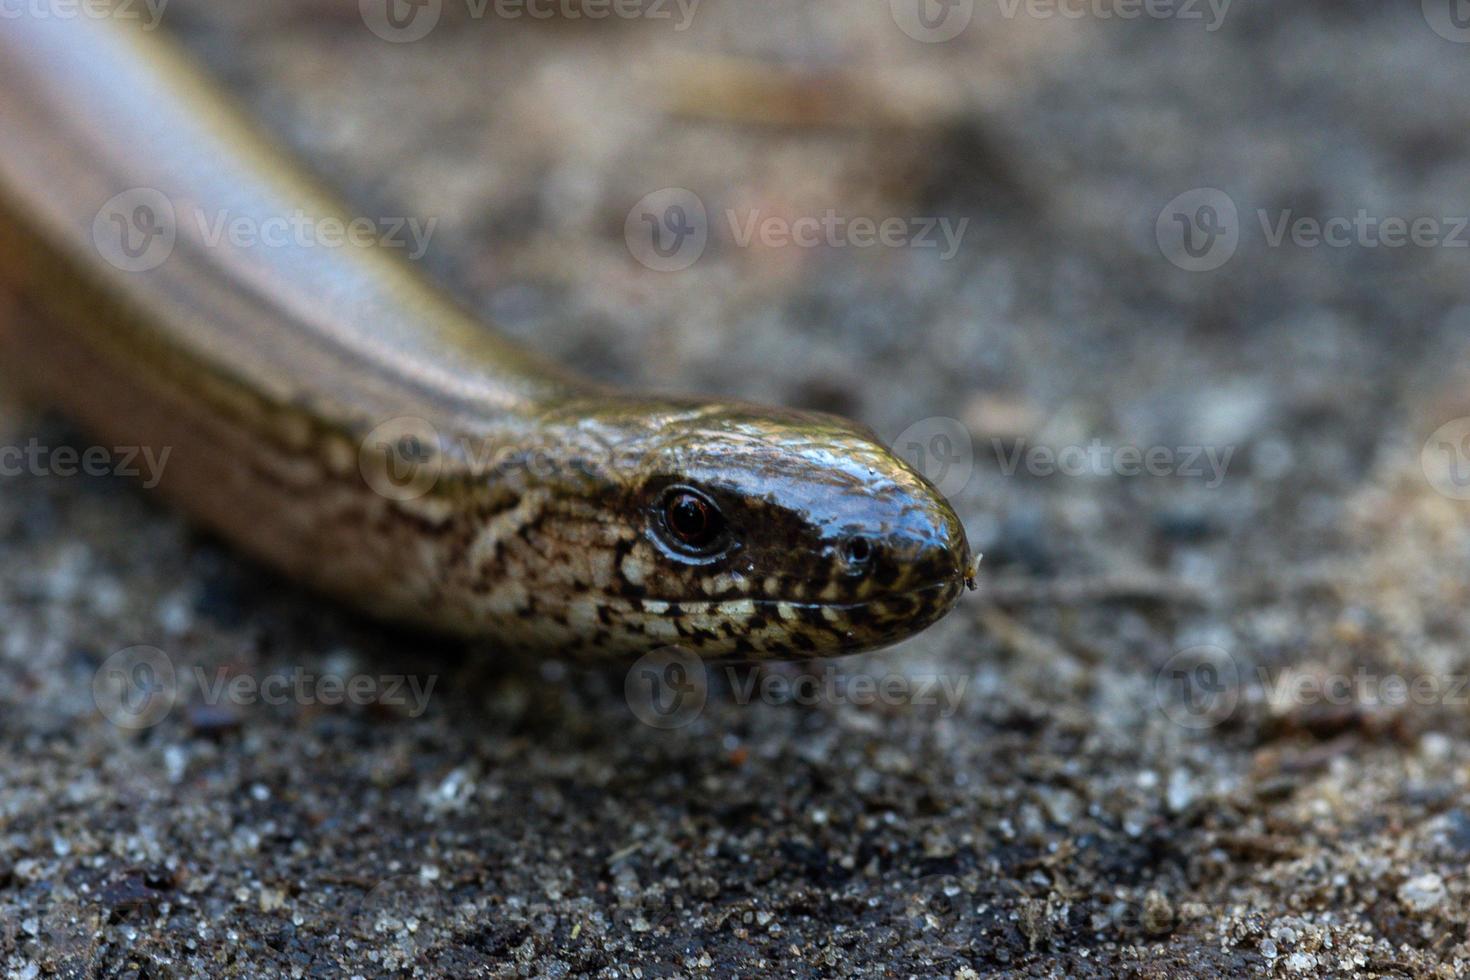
4,1,1470,976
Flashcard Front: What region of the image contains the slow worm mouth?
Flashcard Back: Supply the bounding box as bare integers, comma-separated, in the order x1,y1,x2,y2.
628,578,967,614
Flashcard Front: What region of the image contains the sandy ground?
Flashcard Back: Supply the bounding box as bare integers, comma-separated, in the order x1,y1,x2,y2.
5,0,1470,976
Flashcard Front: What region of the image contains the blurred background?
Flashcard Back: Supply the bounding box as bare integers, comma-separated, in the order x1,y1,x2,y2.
6,0,1470,975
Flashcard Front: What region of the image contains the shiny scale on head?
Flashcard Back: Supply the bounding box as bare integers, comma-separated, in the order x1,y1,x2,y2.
494,398,973,661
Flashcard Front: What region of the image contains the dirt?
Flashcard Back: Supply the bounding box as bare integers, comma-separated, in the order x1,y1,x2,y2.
3,1,1470,976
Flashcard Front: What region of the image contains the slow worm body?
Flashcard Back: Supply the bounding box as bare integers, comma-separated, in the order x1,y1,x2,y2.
0,10,972,660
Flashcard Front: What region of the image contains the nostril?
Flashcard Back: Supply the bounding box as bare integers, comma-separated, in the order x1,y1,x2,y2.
843,535,873,569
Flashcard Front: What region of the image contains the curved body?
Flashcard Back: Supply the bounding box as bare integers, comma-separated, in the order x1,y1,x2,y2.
0,11,972,660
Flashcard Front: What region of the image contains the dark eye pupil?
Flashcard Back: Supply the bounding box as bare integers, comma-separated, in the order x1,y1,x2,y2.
668,494,709,540
655,486,727,556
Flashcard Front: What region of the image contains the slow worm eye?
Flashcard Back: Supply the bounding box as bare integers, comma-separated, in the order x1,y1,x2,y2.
657,487,726,555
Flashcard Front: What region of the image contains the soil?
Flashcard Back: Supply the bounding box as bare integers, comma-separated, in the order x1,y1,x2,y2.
3,1,1469,976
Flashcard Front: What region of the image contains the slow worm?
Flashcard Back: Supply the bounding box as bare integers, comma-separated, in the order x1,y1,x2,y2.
0,9,973,660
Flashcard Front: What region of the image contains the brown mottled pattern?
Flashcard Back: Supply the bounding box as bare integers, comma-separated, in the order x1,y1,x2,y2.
0,10,972,661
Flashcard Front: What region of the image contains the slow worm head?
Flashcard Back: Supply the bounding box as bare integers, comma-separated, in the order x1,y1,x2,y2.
0,8,972,661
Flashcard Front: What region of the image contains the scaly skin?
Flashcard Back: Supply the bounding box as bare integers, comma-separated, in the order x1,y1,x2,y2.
0,8,972,660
